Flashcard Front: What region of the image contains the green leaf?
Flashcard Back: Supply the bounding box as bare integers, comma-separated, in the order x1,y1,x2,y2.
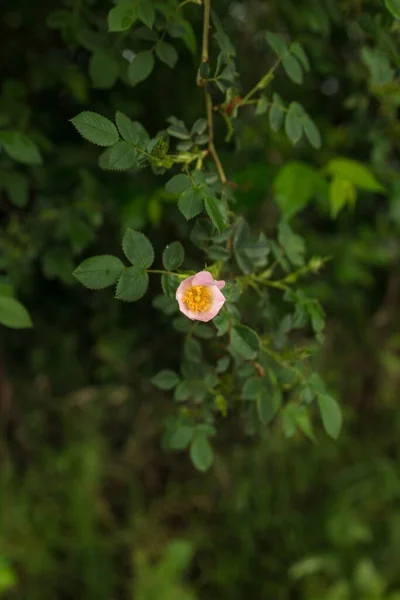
1,171,29,207
325,159,385,193
127,51,155,86
269,93,284,132
0,297,32,329
265,31,288,57
282,54,303,84
290,42,310,70
329,177,357,218
156,41,178,68
137,0,155,28
167,123,191,140
184,337,202,363
178,187,204,220
0,132,42,165
285,102,303,144
242,377,264,400
274,162,317,219
278,223,305,266
204,196,228,234
174,380,191,401
213,312,230,336
151,369,180,390
190,435,213,472
108,141,138,170
89,52,119,89
115,266,149,301
122,228,154,268
108,3,136,32
115,111,148,148
256,96,268,115
163,241,184,270
165,173,191,195
161,273,180,299
385,0,400,18
317,394,342,439
206,245,230,261
70,112,119,147
302,115,321,149
230,325,260,360
73,255,125,290
169,425,193,450
191,118,207,136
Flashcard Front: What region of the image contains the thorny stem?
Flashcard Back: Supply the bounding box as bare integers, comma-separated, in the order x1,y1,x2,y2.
201,0,227,185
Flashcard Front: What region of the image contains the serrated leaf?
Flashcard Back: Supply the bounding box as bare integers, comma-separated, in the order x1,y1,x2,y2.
115,266,149,301
167,123,191,140
230,325,260,360
266,31,288,57
156,41,178,68
163,241,184,270
108,141,138,170
122,228,154,268
282,54,303,84
269,93,284,132
317,394,342,439
278,222,305,266
329,177,356,218
74,255,125,290
184,337,202,363
169,425,193,450
165,174,191,195
302,115,321,149
325,159,385,193
0,297,32,329
174,380,191,401
242,377,264,400
108,4,136,32
274,161,317,219
0,132,42,165
115,111,149,147
206,245,230,261
285,102,303,144
151,369,180,390
178,187,204,220
137,0,155,28
89,52,119,89
190,435,213,472
161,273,180,299
290,42,310,71
205,196,228,234
191,118,207,135
127,50,154,86
213,312,230,336
70,112,119,147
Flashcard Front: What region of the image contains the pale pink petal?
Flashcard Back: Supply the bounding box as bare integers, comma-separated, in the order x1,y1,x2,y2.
215,280,226,289
193,286,226,322
176,275,195,316
192,271,214,287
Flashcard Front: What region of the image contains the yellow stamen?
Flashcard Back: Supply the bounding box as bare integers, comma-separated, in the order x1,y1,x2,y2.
182,285,212,313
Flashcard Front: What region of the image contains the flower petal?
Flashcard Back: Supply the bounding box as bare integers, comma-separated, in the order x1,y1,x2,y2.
176,275,195,316
215,279,226,289
192,271,214,287
194,286,226,322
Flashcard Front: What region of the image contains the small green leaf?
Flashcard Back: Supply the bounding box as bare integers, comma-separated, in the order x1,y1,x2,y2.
329,177,356,218
256,96,268,115
290,42,310,71
70,112,119,147
73,255,125,289
184,337,202,363
282,54,303,84
325,159,385,193
269,93,284,132
0,132,42,165
0,297,32,329
156,41,178,68
205,196,228,234
174,380,191,401
191,118,207,135
115,111,149,146
302,115,321,149
278,222,305,266
108,4,136,32
385,0,400,18
178,187,204,220
115,266,149,301
137,0,155,28
161,273,180,299
127,50,155,86
167,123,191,140
165,174,191,195
89,52,119,89
206,245,230,261
190,435,213,472
151,369,180,390
266,31,288,57
169,425,193,450
242,377,264,400
108,141,138,170
230,325,260,360
285,103,303,144
317,394,342,439
122,228,154,268
274,161,318,219
163,241,184,270
1,171,29,207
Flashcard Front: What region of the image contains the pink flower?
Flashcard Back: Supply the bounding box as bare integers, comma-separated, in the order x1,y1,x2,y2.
176,271,226,322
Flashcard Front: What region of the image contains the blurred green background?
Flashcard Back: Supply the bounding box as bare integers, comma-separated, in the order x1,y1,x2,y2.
1,0,400,598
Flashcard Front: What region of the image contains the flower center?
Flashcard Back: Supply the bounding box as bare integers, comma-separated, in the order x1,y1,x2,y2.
182,285,212,313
